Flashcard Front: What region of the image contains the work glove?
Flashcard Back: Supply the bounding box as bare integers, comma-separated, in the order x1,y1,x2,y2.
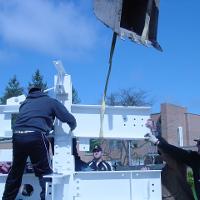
144,132,159,145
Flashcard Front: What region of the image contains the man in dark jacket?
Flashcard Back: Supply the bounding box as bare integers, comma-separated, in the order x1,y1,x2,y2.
72,138,89,171
145,120,200,200
156,140,195,200
2,86,76,200
88,145,112,171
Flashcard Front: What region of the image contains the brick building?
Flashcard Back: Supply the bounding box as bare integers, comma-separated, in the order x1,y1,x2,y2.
151,103,200,149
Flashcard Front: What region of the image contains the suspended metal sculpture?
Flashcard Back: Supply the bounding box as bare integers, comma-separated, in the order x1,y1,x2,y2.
94,0,162,51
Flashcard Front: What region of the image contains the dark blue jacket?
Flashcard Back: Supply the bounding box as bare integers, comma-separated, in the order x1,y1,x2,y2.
13,91,76,133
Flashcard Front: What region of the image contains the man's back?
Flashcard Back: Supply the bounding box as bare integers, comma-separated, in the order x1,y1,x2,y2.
14,90,76,132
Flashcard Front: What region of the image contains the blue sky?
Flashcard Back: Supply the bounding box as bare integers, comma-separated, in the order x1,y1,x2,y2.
0,0,200,114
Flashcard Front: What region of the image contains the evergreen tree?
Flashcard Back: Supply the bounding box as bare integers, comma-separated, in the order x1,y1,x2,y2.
0,75,24,104
28,69,48,91
72,86,81,104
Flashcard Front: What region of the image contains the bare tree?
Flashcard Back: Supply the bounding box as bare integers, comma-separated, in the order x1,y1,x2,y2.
106,88,153,106
103,88,153,166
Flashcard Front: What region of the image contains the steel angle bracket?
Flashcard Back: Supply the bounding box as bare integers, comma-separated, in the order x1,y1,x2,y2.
53,60,66,95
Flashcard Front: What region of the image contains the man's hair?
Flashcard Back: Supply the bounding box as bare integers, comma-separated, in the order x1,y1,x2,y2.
28,86,42,94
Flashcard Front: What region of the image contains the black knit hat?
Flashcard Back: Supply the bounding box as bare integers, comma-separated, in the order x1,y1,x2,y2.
92,145,102,152
28,86,42,94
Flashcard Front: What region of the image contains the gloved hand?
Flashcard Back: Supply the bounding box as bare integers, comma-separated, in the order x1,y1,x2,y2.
144,132,159,145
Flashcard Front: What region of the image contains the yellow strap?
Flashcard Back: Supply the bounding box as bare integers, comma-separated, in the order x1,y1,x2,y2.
141,14,150,43
141,0,154,43
100,96,106,138
99,32,117,138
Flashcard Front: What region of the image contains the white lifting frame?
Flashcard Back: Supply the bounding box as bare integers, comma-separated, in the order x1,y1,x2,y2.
0,62,162,200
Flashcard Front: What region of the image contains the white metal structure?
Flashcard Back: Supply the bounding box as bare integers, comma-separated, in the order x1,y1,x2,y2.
177,126,184,147
0,62,162,200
